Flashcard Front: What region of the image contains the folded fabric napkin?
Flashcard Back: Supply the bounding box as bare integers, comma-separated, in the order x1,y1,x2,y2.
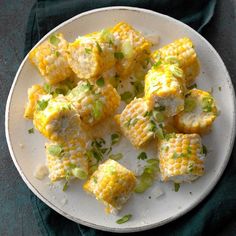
24,0,236,235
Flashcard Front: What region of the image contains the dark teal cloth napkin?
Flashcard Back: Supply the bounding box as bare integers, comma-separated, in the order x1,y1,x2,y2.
24,1,236,235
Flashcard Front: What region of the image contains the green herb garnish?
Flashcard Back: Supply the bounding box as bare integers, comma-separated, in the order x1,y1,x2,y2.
48,144,63,157
109,153,123,161
92,100,104,119
28,128,34,134
96,77,105,87
49,35,60,46
218,86,222,91
116,214,132,224
152,110,165,123
111,133,121,145
63,181,69,191
174,183,180,192
137,152,148,160
71,168,87,179
43,83,52,93
37,99,49,111
85,48,92,54
120,91,133,104
114,52,124,59
170,65,183,78
96,41,102,53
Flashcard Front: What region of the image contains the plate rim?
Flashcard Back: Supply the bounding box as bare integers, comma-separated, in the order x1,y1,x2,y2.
5,6,236,233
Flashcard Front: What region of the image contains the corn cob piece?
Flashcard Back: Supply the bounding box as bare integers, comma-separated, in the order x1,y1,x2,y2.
46,138,88,182
158,133,205,183
67,81,120,126
152,37,200,86
67,32,115,79
114,98,153,148
33,95,81,141
29,33,73,84
24,84,46,119
83,159,136,213
111,22,151,77
144,63,185,117
174,89,217,134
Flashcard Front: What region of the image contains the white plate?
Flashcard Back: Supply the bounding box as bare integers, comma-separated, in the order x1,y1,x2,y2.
5,7,236,232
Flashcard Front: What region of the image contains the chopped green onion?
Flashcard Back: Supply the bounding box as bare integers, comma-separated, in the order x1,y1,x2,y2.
122,41,133,58
111,133,121,145
95,41,102,53
114,52,124,59
109,153,123,161
100,29,114,44
55,51,60,57
120,91,133,104
165,56,179,65
49,35,60,46
63,181,69,191
218,86,222,91
116,214,132,224
146,159,159,164
174,183,180,192
202,97,213,112
43,83,52,94
137,152,148,160
155,127,165,140
48,145,63,157
92,100,103,119
71,168,87,179
170,65,183,78
36,99,48,111
85,48,92,54
184,98,197,112
28,128,34,134
153,110,165,123
153,60,161,68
